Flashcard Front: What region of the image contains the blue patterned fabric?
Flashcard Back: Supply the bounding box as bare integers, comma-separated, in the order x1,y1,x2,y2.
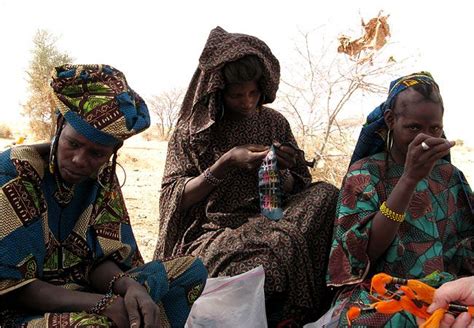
63,110,119,146
130,258,208,328
0,146,207,327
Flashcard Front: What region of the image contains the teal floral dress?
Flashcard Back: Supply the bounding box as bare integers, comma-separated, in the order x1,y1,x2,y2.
326,152,474,327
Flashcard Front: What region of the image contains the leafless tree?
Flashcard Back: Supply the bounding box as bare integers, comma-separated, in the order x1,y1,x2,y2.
278,13,406,185
23,30,72,140
148,88,184,140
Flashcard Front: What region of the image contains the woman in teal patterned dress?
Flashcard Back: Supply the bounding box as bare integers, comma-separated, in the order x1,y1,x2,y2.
326,72,474,327
0,64,207,327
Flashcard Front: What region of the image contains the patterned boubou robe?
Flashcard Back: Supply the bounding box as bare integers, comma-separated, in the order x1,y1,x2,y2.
0,146,207,327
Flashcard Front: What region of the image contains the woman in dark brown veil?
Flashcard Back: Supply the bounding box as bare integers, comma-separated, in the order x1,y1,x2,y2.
154,27,339,326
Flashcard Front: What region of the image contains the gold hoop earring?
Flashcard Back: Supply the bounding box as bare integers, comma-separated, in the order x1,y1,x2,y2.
386,129,393,151
49,135,58,174
96,161,127,189
49,117,65,174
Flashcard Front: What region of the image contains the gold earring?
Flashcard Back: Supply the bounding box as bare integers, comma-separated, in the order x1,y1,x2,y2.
386,129,393,151
49,115,65,174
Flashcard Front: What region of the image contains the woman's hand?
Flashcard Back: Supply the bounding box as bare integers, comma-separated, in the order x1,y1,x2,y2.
123,283,161,328
102,296,130,328
273,142,297,170
403,133,454,185
227,144,269,170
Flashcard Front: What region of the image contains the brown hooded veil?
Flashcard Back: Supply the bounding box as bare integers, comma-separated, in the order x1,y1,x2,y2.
179,26,280,153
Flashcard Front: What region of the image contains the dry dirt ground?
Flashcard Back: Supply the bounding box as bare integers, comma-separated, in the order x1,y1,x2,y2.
1,136,473,262
117,137,168,261
105,137,474,262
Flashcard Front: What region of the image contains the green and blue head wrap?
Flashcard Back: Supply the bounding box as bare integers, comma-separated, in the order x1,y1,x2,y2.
51,64,150,146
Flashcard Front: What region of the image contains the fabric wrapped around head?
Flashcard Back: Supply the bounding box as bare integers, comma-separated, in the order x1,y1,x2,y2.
50,64,150,146
172,26,281,158
197,26,280,104
350,71,440,165
177,26,280,137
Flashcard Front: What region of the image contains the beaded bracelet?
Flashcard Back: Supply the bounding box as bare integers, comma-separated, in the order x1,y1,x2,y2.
108,272,134,294
203,167,223,187
89,291,117,315
380,201,405,223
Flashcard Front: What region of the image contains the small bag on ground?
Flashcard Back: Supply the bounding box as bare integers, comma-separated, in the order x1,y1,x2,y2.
185,265,267,328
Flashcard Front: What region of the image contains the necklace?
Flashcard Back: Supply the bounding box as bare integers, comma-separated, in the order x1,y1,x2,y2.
53,173,76,206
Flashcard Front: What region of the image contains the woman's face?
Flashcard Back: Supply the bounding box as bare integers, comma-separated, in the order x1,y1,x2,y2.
386,89,444,161
56,123,115,184
222,80,261,119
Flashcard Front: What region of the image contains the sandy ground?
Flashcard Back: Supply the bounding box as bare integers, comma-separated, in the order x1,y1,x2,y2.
116,137,474,262
1,136,472,262
117,138,168,262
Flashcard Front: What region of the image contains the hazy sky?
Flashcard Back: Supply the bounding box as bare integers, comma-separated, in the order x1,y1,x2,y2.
1,0,473,146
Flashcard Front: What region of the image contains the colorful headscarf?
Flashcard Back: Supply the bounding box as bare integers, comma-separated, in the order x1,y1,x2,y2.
350,72,440,165
50,64,150,146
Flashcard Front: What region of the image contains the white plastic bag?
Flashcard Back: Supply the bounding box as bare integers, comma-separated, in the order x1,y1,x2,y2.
185,265,267,328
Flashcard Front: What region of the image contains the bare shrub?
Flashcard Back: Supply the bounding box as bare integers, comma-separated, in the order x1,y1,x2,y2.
279,13,408,186
0,124,13,139
148,89,184,141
